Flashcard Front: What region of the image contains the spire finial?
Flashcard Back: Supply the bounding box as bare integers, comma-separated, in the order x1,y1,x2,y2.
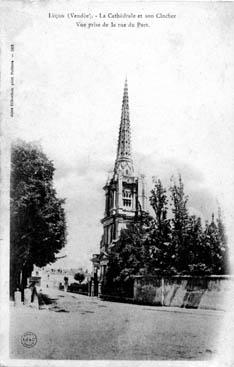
122,77,128,104
124,76,128,88
114,79,134,176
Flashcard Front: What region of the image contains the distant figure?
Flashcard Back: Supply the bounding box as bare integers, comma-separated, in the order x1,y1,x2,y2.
64,276,69,292
29,281,38,303
28,281,39,309
47,273,50,288
29,281,46,309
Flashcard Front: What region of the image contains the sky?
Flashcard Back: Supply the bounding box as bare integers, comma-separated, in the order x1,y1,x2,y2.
3,1,234,270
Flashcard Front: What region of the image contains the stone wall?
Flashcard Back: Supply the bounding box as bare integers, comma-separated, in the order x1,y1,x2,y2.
133,275,233,310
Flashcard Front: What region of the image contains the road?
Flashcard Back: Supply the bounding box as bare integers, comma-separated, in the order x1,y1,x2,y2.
10,288,224,360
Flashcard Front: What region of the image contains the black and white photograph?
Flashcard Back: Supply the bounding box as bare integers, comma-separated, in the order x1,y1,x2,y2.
0,1,234,365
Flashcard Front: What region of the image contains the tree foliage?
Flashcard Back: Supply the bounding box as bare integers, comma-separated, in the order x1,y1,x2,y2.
105,175,229,283
103,214,152,295
74,272,85,284
148,179,172,274
10,141,67,294
169,175,190,273
216,209,229,273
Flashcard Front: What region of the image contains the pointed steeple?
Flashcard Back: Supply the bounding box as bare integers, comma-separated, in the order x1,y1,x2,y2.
211,213,215,223
114,79,134,176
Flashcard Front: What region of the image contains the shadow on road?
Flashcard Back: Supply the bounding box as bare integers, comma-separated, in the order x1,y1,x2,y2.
40,293,58,305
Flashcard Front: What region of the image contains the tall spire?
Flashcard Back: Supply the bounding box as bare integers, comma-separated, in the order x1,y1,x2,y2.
114,79,134,176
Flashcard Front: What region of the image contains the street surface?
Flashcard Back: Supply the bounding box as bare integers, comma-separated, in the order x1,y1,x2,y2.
10,288,223,360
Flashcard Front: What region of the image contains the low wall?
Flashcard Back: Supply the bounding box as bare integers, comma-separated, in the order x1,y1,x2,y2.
133,275,233,310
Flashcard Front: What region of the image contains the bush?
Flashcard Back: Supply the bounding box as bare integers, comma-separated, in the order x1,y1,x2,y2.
74,272,85,284
69,282,88,294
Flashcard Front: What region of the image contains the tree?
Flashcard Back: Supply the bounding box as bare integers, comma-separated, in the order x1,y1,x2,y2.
203,211,230,275
186,215,210,274
148,179,172,274
74,272,85,284
169,176,229,275
10,140,67,295
170,175,190,273
216,208,230,274
104,213,152,293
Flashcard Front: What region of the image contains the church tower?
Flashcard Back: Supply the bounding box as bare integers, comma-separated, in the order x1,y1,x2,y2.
96,79,147,278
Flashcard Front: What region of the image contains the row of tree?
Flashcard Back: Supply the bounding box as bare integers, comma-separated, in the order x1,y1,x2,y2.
105,177,229,288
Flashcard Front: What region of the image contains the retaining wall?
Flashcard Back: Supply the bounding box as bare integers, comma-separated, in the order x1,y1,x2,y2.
133,275,233,310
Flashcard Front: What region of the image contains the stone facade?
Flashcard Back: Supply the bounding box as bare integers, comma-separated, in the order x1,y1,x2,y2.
133,275,233,310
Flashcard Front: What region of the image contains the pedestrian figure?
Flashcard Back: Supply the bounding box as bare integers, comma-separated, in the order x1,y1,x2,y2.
64,276,68,292
47,273,50,288
91,281,94,297
38,288,46,309
29,281,37,302
28,281,39,309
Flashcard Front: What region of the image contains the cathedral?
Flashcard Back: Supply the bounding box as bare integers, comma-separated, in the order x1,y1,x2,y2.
91,80,147,282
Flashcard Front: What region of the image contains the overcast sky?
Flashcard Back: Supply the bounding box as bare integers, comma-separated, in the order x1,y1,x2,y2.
4,1,234,270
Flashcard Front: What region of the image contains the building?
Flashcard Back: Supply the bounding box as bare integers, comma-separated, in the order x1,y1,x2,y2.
91,79,147,283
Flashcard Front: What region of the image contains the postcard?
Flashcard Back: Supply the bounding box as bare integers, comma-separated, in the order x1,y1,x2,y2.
0,1,234,366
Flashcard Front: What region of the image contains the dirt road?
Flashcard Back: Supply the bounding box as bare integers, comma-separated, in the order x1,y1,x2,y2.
10,288,224,360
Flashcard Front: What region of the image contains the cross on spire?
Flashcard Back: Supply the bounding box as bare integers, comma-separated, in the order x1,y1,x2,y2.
114,79,134,175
